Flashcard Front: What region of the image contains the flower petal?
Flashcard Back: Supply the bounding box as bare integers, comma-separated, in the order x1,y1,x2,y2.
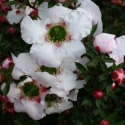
50,87,69,97
114,35,125,55
30,43,61,68
14,99,46,120
38,2,70,23
15,53,38,75
65,8,92,39
31,72,58,87
21,16,47,44
11,66,24,80
56,70,78,91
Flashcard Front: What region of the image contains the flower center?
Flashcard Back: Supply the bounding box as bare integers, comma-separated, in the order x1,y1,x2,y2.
48,25,67,42
22,82,39,98
45,22,72,45
45,94,60,107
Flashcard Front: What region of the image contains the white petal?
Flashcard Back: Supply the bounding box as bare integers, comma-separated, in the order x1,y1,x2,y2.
61,40,86,60
38,2,70,23
14,99,46,120
21,16,47,44
1,83,21,102
15,53,38,75
11,66,24,80
76,80,86,89
115,35,125,55
50,87,69,97
60,57,76,71
56,70,78,91
79,56,89,68
67,89,78,101
65,8,92,39
31,72,58,87
58,100,73,112
77,0,102,36
11,53,17,64
30,43,61,68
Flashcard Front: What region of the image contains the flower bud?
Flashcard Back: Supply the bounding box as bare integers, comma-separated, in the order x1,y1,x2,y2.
1,6,10,12
0,16,6,22
2,58,14,70
111,69,125,85
99,120,110,125
7,27,16,34
0,74,5,84
63,110,70,116
93,33,117,53
92,90,104,99
111,82,116,90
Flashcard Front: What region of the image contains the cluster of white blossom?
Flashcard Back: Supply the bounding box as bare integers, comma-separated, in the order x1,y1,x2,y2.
6,0,125,121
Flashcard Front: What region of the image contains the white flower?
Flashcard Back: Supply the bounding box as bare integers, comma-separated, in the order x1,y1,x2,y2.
77,0,103,36
31,69,85,97
6,0,35,24
11,53,38,80
21,2,92,67
1,77,47,120
43,96,73,114
6,6,25,24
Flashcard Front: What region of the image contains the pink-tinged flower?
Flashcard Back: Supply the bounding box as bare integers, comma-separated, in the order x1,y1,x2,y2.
1,77,47,120
76,0,103,36
111,69,125,85
2,58,14,70
21,2,92,68
93,33,117,53
7,27,16,34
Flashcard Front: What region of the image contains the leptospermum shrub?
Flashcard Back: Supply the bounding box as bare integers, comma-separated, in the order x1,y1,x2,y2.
0,0,125,125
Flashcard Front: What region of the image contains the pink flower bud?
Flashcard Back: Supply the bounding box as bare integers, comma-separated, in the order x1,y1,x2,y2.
0,16,6,22
111,69,125,85
92,90,104,99
1,5,10,12
30,10,38,18
7,27,16,34
99,120,110,125
2,58,14,70
111,82,116,90
56,0,67,3
93,33,117,53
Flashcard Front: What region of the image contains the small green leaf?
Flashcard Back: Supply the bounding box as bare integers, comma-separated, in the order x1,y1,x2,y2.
4,1,16,5
84,75,91,82
48,0,57,8
0,34,2,43
100,62,108,72
82,97,92,107
99,73,108,80
75,62,87,74
95,100,101,109
102,57,115,63
89,24,98,37
3,84,10,96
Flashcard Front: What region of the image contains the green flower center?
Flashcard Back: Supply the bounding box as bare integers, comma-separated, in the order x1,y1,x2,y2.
48,25,67,43
22,82,39,98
